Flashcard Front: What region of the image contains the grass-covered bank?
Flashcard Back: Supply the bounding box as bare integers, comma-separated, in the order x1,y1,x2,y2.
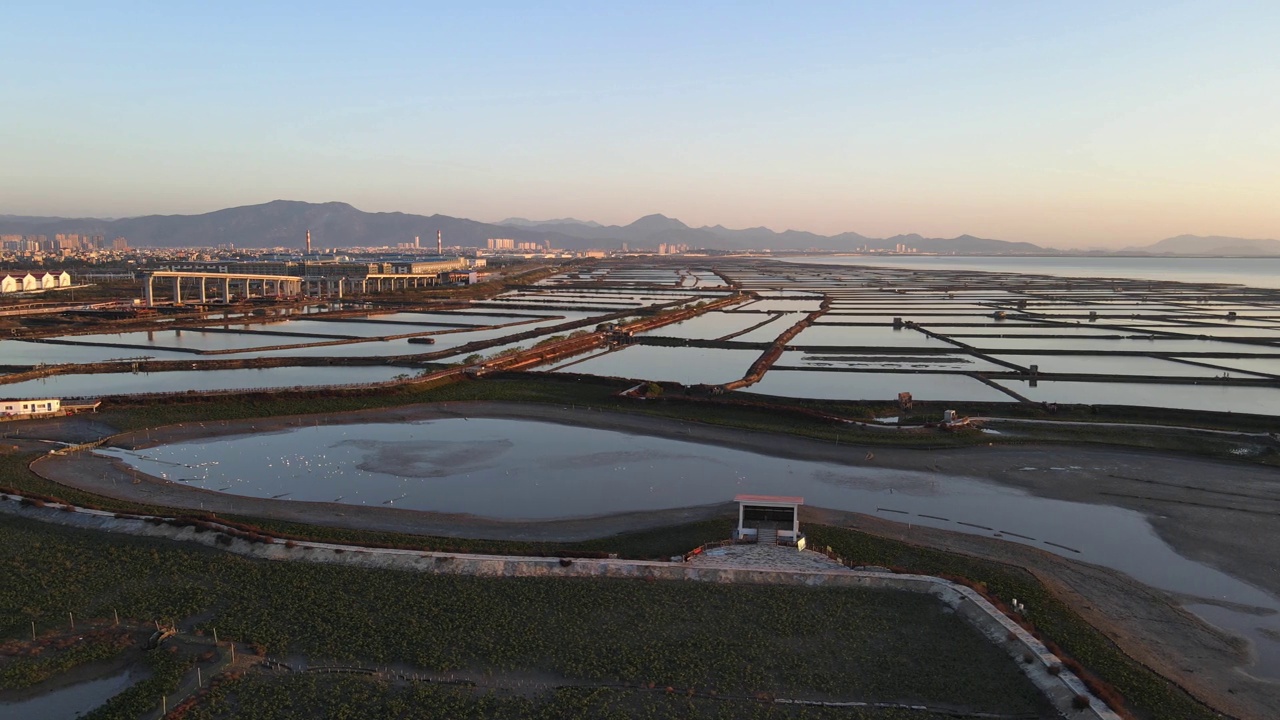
0,515,1048,717
174,675,969,720
0,503,1222,720
803,526,1221,720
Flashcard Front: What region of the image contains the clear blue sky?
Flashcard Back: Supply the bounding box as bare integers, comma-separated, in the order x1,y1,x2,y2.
2,1,1277,247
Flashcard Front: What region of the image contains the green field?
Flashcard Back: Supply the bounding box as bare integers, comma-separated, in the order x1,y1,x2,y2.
0,515,1050,717
176,675,972,720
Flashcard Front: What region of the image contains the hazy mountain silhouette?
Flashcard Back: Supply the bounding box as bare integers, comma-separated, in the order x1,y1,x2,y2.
496,215,1041,253
499,217,602,229
1,200,1043,253
0,201,590,250
1128,235,1280,256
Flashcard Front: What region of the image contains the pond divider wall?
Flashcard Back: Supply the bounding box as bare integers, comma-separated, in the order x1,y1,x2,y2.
723,297,832,392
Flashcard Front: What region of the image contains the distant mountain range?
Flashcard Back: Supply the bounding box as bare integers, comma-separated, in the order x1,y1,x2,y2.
0,201,1042,253
1,201,1275,255
499,217,603,229
1123,234,1280,256
0,201,591,251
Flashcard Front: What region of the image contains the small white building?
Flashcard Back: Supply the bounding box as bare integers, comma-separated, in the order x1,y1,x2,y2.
735,494,805,549
0,398,61,418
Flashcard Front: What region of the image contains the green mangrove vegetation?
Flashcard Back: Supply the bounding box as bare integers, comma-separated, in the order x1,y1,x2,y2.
0,515,1049,717
176,675,968,720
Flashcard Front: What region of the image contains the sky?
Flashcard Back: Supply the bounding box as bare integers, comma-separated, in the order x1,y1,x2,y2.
2,1,1278,249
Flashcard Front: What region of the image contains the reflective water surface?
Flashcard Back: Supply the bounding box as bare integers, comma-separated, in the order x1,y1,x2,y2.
99,415,1280,677
0,667,145,720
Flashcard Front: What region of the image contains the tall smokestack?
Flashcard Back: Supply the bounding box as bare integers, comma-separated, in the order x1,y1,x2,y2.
437,230,442,255
305,230,311,255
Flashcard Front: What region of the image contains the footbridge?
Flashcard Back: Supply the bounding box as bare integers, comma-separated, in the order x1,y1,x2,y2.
143,271,303,306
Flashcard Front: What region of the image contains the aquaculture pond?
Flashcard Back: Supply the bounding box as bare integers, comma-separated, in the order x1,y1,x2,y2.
0,365,411,398
232,319,456,338
549,345,758,385
966,336,1280,354
992,379,1280,416
774,350,1006,373
643,312,771,341
747,369,1016,403
0,340,193,366
1182,356,1280,377
791,325,953,349
987,354,1270,378
98,416,1280,678
53,329,312,353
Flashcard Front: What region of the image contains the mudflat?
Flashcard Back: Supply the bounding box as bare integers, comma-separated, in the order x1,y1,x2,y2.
23,401,1280,719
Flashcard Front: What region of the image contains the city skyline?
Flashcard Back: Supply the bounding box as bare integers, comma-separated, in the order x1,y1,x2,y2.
3,2,1278,248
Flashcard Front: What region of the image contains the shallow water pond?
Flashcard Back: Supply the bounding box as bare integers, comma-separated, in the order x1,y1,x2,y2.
98,417,1280,648
747,369,1015,402
551,345,758,385
987,354,1267,378
992,379,1280,415
644,312,770,341
0,667,146,720
0,365,411,398
791,325,951,349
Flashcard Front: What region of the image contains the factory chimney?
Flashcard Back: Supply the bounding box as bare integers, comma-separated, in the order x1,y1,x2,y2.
305,230,311,255
437,230,442,255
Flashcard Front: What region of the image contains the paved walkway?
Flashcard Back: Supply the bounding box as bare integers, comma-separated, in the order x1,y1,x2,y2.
689,542,853,572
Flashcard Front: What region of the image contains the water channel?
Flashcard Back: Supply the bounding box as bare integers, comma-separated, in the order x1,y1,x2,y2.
98,416,1280,679
0,666,146,719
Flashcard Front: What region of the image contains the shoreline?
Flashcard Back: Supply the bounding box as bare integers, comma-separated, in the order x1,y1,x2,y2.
21,401,1280,717
75,401,1280,598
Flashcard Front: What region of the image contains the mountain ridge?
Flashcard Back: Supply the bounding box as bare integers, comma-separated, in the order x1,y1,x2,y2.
3,200,1269,255
1123,234,1280,256
0,201,1040,252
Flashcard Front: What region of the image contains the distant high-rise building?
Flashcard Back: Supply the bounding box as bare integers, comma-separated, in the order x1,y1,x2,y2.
487,238,516,250
112,237,128,251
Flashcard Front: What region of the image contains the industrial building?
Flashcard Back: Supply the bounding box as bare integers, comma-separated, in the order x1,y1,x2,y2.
0,270,73,293
150,255,475,303
1,398,60,418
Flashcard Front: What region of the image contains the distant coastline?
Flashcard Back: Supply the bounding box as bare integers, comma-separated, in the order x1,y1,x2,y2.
775,253,1280,290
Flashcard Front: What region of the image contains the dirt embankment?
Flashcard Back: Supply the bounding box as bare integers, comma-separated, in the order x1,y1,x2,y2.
804,507,1277,720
